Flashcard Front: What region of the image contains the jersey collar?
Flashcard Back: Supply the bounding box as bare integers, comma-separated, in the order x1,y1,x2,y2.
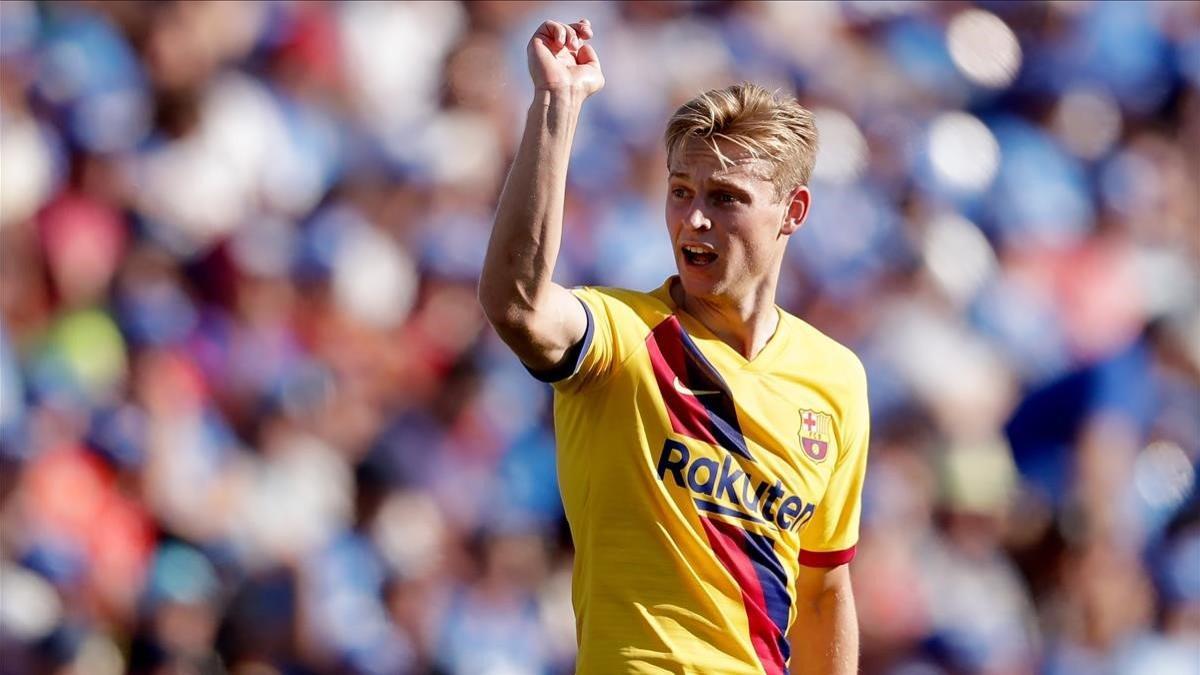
651,277,791,372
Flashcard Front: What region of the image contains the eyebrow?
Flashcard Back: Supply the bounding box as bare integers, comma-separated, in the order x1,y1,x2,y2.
669,171,754,192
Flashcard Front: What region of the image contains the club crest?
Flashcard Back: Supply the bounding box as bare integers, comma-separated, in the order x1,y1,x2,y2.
798,409,833,462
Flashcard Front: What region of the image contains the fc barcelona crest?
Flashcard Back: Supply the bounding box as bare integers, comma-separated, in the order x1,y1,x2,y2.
798,409,833,462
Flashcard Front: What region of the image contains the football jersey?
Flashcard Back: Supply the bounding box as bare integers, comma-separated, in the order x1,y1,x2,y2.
540,277,870,675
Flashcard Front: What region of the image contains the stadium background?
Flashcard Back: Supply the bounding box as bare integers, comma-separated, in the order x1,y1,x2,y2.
1,1,1198,673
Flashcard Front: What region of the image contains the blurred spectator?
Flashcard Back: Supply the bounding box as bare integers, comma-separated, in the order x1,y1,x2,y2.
0,2,1197,674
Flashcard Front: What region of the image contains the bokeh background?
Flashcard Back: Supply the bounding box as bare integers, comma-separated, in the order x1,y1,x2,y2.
1,1,1198,673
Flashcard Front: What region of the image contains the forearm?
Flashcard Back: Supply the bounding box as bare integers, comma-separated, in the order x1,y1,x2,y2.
790,581,859,675
479,88,583,320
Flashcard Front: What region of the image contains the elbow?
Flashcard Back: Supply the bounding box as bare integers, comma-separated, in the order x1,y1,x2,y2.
476,271,505,320
477,283,531,335
478,297,508,337
477,263,514,322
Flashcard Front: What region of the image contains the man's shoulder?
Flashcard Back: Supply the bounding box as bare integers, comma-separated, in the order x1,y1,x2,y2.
571,284,673,326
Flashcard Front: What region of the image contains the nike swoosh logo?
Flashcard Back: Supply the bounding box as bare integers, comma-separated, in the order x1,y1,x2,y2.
673,376,721,397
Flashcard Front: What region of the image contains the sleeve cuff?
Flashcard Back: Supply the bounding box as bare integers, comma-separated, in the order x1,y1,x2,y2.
798,545,857,568
524,296,595,383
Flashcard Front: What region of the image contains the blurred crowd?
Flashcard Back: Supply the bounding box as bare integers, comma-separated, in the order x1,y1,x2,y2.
1,1,1198,674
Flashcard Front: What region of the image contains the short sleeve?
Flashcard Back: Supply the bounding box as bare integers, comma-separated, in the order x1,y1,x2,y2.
527,287,624,394
799,360,870,567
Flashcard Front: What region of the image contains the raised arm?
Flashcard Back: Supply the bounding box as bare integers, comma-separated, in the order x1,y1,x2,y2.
478,19,603,372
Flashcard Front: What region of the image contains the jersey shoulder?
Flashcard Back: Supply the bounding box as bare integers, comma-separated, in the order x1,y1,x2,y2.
574,284,674,331
777,309,868,391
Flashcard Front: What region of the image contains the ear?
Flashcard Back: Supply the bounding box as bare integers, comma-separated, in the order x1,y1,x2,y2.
780,185,811,236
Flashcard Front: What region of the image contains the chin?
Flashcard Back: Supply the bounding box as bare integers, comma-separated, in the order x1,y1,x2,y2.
676,266,724,299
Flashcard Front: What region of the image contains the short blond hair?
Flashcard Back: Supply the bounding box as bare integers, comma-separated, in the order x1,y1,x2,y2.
664,82,819,198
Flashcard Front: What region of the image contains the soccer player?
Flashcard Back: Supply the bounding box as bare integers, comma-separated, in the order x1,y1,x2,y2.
479,18,868,675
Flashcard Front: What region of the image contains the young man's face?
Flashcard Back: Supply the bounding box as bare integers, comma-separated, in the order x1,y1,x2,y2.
665,137,810,301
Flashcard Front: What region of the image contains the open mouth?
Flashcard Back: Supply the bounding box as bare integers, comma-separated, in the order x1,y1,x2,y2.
681,243,718,267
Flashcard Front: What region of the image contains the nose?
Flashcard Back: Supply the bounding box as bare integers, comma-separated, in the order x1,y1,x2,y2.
685,207,711,231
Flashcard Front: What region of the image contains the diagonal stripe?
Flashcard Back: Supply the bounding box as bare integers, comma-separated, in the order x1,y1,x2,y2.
701,518,790,675
647,324,721,447
744,530,793,663
647,317,753,461
676,325,752,460
694,498,767,525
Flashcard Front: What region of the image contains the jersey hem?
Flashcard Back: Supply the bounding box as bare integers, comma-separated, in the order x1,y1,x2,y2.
525,296,595,383
798,545,857,568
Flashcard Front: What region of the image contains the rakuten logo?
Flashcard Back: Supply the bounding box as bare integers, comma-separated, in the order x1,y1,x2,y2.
655,440,816,532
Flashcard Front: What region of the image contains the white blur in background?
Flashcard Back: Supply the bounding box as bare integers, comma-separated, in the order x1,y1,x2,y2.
947,9,1023,89
922,212,998,308
1135,441,1196,511
1053,87,1124,160
813,108,870,185
372,491,447,579
0,116,57,229
340,1,464,134
928,112,1001,192
332,221,418,330
0,561,62,642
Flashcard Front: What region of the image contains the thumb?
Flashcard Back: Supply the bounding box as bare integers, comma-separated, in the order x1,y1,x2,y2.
576,43,600,66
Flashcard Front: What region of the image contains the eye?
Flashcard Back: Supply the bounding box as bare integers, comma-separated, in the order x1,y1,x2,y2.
713,192,739,204
670,187,689,199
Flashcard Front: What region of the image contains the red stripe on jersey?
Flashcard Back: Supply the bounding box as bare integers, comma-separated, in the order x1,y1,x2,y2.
701,518,789,675
646,316,754,461
798,546,857,568
646,319,722,446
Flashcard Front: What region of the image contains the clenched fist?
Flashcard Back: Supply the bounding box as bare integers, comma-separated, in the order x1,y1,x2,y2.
527,19,604,97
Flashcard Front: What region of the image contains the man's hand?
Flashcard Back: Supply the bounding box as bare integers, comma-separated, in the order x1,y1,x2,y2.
528,19,604,96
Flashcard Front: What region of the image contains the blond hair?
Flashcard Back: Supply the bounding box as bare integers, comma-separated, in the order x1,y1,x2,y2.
664,82,819,198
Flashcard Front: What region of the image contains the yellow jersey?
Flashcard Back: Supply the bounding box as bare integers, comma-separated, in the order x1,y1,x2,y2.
538,278,870,675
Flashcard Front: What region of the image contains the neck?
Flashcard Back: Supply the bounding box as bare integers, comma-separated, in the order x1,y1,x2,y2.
671,276,780,360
